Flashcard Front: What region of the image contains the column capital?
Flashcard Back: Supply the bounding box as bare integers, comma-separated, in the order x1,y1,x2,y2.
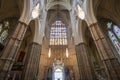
76,42,88,46
89,22,98,28
18,21,29,26
30,42,41,46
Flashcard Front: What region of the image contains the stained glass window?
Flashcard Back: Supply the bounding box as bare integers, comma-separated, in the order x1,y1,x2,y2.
50,20,67,45
108,31,120,54
113,25,120,39
107,22,120,55
0,21,9,44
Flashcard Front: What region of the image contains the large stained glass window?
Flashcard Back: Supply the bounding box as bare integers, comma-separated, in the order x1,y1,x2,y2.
0,21,9,44
107,22,120,54
50,20,67,45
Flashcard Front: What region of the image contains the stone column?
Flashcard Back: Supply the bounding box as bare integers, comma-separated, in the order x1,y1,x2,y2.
0,22,28,80
89,23,120,80
24,42,41,80
75,42,94,80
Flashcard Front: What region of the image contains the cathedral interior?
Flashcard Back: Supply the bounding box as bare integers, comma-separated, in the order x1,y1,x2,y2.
0,0,120,80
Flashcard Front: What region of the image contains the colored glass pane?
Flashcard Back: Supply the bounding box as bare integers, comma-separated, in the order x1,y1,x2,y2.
0,21,9,44
113,25,120,39
0,30,8,43
50,20,67,45
108,31,120,53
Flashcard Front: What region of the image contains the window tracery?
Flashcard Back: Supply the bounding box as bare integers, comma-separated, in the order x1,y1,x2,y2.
107,22,120,54
0,21,9,44
113,25,120,39
50,20,67,45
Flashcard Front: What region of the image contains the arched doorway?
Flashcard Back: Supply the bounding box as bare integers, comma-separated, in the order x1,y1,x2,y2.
54,69,63,80
52,61,64,80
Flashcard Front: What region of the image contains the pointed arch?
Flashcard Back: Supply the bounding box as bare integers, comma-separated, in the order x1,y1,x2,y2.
46,0,71,11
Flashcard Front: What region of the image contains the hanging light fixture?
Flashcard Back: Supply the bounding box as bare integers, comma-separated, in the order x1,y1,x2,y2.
77,4,85,20
32,3,40,19
48,48,51,58
66,48,69,58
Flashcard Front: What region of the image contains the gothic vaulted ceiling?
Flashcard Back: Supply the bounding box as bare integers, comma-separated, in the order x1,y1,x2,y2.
46,0,73,26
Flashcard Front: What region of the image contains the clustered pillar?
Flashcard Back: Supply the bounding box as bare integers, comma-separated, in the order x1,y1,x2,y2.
0,22,28,80
75,42,94,80
89,23,120,80
24,42,41,80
